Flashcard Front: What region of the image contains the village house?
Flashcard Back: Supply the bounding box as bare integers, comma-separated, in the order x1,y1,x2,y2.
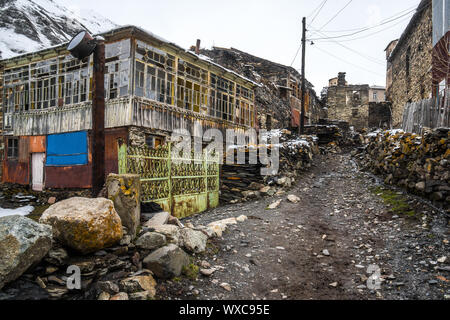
198,47,324,130
0,26,258,191
324,72,390,130
432,0,449,103
369,85,386,103
385,0,433,127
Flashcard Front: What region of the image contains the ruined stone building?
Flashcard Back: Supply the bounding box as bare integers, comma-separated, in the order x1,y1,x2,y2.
198,47,324,130
385,0,433,127
324,72,390,130
0,26,257,190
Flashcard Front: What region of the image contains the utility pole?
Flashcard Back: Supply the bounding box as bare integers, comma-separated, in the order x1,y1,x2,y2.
67,31,106,197
300,17,306,135
92,39,106,197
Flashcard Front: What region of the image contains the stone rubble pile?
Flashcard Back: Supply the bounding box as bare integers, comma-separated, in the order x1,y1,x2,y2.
305,120,364,153
354,128,450,209
0,189,250,300
304,124,343,145
220,130,319,204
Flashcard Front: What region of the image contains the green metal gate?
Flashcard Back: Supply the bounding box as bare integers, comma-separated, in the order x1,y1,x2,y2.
118,142,219,218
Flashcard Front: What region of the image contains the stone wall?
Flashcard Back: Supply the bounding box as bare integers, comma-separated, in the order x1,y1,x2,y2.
387,0,433,127
354,128,449,209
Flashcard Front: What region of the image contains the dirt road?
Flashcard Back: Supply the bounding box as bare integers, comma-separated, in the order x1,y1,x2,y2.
157,152,450,300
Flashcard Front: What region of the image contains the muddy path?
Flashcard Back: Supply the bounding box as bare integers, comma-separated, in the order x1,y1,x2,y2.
157,152,449,300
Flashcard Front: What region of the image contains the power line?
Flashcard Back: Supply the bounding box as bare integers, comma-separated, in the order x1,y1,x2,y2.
309,0,328,27
316,4,418,33
317,14,413,43
317,0,353,32
292,0,328,67
307,0,327,19
290,44,302,67
309,9,414,40
311,28,386,65
308,1,430,41
312,45,385,77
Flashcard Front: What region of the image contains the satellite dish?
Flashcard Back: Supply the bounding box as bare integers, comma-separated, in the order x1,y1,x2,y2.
67,31,97,60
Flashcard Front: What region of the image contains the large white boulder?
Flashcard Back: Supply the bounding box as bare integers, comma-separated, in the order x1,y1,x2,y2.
39,197,123,254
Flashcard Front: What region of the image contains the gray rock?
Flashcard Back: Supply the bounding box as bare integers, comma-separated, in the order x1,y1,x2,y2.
110,292,129,300
144,212,170,229
143,244,190,279
120,235,132,246
98,292,111,300
106,174,141,239
179,228,208,253
119,275,156,295
97,281,120,294
45,247,69,265
149,224,180,244
200,268,216,277
129,291,153,300
415,181,426,192
135,232,167,250
0,215,52,290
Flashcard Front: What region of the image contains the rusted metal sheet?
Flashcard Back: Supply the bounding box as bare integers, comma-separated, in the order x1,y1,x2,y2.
45,165,92,189
2,161,29,185
18,136,30,163
2,136,29,185
291,108,300,127
105,128,128,176
29,136,46,153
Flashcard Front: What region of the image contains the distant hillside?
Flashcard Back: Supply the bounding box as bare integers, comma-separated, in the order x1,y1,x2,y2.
0,0,118,59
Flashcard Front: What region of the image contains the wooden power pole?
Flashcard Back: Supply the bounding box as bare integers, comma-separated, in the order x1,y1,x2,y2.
67,32,106,197
92,39,106,197
300,17,306,135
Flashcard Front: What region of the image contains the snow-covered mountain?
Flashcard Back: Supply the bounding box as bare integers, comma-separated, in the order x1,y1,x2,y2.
0,0,118,59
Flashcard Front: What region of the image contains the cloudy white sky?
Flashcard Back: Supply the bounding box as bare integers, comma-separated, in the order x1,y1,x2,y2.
57,0,421,93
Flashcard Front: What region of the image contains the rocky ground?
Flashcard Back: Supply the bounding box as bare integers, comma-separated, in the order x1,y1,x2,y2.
158,152,449,300
0,150,448,301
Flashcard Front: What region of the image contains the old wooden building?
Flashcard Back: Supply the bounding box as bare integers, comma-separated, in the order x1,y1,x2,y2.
0,26,258,191
198,47,324,130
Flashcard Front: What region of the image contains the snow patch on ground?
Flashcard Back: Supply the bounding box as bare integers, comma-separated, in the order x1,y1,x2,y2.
0,206,35,218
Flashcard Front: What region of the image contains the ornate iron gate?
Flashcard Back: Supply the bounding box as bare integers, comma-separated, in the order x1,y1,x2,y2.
118,142,219,218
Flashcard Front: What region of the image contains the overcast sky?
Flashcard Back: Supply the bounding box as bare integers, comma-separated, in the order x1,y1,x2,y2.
57,0,420,93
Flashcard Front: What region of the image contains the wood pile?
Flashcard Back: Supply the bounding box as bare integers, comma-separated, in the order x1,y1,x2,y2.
354,128,450,210
220,131,319,204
